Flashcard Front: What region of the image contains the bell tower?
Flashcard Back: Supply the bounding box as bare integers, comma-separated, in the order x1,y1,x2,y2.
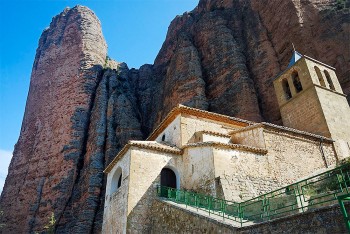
273,51,350,159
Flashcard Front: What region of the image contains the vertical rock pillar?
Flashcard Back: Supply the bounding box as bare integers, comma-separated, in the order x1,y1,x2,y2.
0,6,107,233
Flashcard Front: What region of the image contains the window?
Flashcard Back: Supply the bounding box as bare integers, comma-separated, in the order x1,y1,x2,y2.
117,173,122,188
324,70,335,91
162,134,165,141
111,167,122,194
314,66,326,87
292,71,302,93
282,79,292,100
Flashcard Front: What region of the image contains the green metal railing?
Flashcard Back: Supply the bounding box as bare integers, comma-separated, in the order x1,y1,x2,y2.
157,164,350,229
338,194,350,232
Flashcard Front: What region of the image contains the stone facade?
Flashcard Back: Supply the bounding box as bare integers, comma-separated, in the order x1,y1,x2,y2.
273,55,350,159
102,103,343,233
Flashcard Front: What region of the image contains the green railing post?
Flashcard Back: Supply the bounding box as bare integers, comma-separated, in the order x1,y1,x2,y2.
338,195,350,233
340,168,349,194
296,183,305,213
239,203,243,227
222,200,225,221
336,173,344,193
264,195,269,221
208,197,211,216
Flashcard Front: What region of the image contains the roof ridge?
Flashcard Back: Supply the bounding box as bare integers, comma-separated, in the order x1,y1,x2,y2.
183,141,267,154
229,122,333,142
147,105,254,141
197,130,231,137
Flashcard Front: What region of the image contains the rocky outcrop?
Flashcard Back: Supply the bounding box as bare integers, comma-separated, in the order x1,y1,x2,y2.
1,0,349,233
0,6,108,233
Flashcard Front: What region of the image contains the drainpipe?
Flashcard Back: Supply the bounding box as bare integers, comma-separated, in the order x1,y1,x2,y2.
319,138,328,168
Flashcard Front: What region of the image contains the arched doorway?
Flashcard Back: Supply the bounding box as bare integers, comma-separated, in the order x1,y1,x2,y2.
160,168,177,189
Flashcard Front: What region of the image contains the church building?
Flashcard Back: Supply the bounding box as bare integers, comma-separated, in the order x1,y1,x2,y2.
101,52,350,233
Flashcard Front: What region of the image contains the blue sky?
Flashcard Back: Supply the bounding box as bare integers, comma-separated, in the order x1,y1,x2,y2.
0,0,199,192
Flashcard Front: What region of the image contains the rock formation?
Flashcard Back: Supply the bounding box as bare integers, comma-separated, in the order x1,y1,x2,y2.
0,0,349,233
0,6,108,233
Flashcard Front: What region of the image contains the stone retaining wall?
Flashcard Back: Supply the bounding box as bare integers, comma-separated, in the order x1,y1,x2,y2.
150,199,348,233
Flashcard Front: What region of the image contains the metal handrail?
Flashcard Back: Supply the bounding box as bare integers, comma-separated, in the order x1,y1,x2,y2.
157,164,350,227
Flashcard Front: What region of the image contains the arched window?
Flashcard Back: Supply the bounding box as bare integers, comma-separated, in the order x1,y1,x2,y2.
111,167,122,194
292,71,302,93
117,173,122,188
160,167,177,189
282,79,292,100
324,70,335,91
314,66,326,87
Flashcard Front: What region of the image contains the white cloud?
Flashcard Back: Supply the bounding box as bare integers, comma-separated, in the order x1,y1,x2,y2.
0,149,13,194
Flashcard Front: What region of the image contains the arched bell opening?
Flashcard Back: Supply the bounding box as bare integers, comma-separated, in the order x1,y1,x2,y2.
292,71,303,93
324,70,335,91
282,79,292,100
314,66,326,87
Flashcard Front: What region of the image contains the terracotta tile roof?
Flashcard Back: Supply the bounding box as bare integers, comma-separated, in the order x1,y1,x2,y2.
196,130,231,138
129,140,182,153
104,140,267,173
230,122,334,142
184,142,268,154
104,141,182,173
147,104,254,141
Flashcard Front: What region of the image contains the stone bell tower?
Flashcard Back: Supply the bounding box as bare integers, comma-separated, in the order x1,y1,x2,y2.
273,50,350,159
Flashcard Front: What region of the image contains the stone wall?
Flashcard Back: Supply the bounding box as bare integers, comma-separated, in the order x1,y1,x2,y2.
216,127,337,201
263,130,337,182
279,86,330,137
316,86,350,159
102,184,128,234
102,150,131,234
150,199,349,233
213,148,278,201
182,147,216,196
126,148,178,232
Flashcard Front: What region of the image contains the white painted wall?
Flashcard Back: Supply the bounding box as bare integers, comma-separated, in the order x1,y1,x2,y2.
102,150,131,234
155,115,181,147
181,114,239,146
182,147,216,195
202,133,230,143
231,127,266,148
